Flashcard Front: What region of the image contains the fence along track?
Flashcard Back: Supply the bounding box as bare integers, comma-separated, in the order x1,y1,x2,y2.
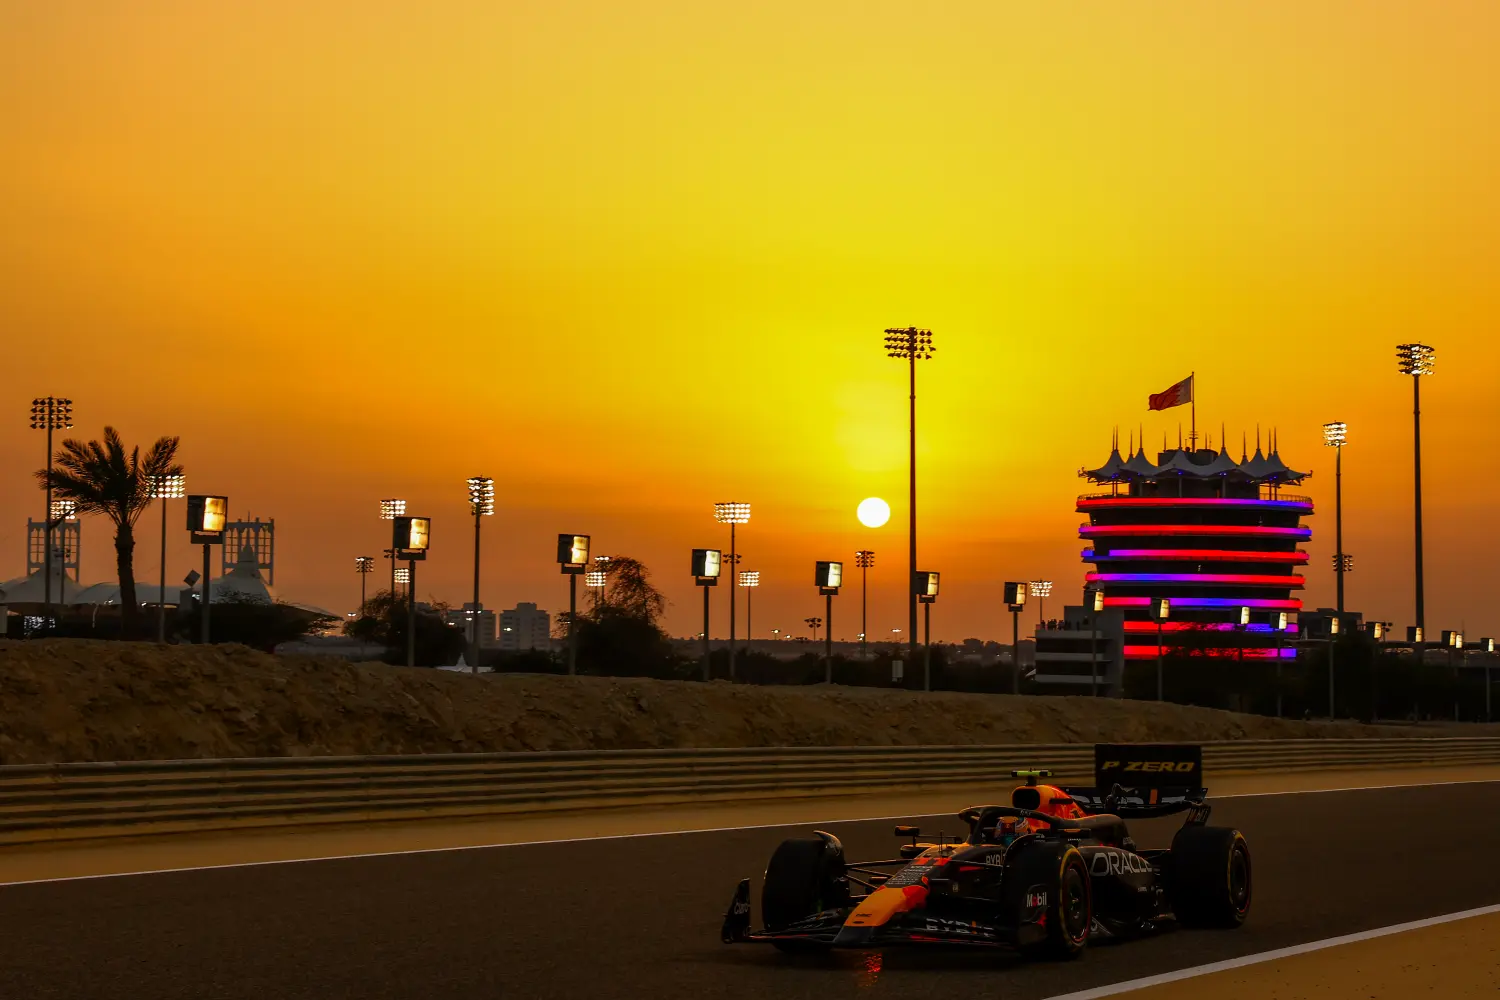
0,738,1494,846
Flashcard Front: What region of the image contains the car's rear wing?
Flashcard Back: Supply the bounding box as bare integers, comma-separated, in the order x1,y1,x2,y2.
1061,743,1208,819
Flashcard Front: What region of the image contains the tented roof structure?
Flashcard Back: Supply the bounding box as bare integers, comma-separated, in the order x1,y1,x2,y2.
1082,438,1309,486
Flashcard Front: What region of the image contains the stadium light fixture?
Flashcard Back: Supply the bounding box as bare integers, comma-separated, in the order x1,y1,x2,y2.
31,395,74,621
693,549,723,681
1323,421,1350,612
355,554,375,616
714,502,751,681
884,326,935,664
146,473,187,643
465,477,495,672
185,494,228,644
1030,579,1053,626
1396,344,1434,636
738,570,759,643
815,561,843,683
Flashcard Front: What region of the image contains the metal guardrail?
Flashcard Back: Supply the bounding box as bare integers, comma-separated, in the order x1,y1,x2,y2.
1,738,1496,847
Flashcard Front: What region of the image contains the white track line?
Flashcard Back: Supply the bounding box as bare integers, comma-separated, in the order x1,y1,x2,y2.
1040,903,1500,1000
2,775,1497,888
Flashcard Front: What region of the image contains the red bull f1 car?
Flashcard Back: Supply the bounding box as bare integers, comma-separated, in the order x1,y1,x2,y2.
721,743,1250,959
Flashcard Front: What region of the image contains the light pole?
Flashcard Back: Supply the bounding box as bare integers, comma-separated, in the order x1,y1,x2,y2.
390,516,431,667
1271,611,1289,717
557,534,590,675
393,566,410,597
1004,582,1027,694
393,516,431,668
1481,637,1496,723
1323,421,1350,612
1327,615,1342,718
149,474,185,642
738,571,759,645
1087,587,1104,697
816,561,843,684
30,396,73,624
916,571,938,691
466,477,494,674
806,618,823,643
856,550,875,661
185,495,228,644
1396,344,1434,636
692,548,722,681
380,499,406,597
714,502,751,682
1030,580,1053,628
885,327,934,665
354,556,375,615
1150,597,1171,702
1443,629,1464,721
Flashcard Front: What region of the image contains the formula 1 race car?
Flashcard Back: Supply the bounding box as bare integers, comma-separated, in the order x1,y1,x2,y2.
721,743,1250,959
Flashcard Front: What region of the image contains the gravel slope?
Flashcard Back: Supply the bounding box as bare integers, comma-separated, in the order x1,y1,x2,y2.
0,640,1491,764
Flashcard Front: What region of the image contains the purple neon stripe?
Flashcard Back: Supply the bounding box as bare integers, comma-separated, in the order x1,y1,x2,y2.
1105,597,1303,610
1079,497,1313,510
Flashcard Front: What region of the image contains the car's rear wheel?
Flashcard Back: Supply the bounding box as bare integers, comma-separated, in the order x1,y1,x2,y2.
1170,826,1252,928
761,837,848,952
1005,841,1092,960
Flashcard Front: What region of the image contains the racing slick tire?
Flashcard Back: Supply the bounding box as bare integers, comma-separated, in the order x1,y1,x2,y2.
761,838,849,951
1169,826,1252,929
1003,841,1092,960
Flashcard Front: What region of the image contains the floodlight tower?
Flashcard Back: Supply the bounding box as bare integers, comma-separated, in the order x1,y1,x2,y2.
149,474,186,641
380,498,406,595
738,571,760,643
467,477,495,673
1396,344,1434,633
354,555,375,614
714,502,751,681
884,326,934,662
1322,422,1349,612
30,396,73,621
1030,579,1053,627
586,567,609,607
855,550,875,659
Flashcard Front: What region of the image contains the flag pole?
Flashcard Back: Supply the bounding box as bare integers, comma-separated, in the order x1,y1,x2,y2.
1190,371,1196,450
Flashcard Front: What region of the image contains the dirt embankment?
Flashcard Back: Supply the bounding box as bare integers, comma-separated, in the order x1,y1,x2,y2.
0,640,1493,765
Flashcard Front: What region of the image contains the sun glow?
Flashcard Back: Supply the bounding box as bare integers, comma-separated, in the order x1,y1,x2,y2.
856,497,891,529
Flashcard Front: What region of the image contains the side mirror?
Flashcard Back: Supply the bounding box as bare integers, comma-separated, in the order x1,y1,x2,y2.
899,844,923,859
894,825,920,838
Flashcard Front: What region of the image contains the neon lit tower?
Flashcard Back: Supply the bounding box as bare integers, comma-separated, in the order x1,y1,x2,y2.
1070,435,1312,680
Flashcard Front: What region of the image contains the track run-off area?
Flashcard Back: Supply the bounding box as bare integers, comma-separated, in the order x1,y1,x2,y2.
1,776,1498,999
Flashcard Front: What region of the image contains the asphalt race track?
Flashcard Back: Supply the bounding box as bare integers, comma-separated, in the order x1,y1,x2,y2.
1,781,1498,999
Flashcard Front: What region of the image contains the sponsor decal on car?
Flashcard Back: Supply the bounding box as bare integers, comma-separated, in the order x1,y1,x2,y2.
1088,849,1154,877
1098,760,1198,773
1025,889,1048,908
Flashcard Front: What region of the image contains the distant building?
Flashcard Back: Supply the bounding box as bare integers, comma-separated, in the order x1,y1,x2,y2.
499,602,551,651
445,603,497,641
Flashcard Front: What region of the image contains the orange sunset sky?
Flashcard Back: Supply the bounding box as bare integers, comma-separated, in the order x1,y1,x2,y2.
2,1,1497,642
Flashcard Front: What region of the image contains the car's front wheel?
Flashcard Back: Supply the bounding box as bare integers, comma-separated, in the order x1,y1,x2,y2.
1004,841,1092,960
761,837,848,952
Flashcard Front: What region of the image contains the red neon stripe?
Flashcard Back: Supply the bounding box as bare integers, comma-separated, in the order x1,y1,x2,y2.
1087,549,1310,563
1123,645,1297,660
1080,525,1311,537
1087,572,1305,587
1078,497,1312,510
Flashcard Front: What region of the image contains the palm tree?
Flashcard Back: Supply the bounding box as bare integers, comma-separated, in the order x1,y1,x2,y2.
36,427,183,636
